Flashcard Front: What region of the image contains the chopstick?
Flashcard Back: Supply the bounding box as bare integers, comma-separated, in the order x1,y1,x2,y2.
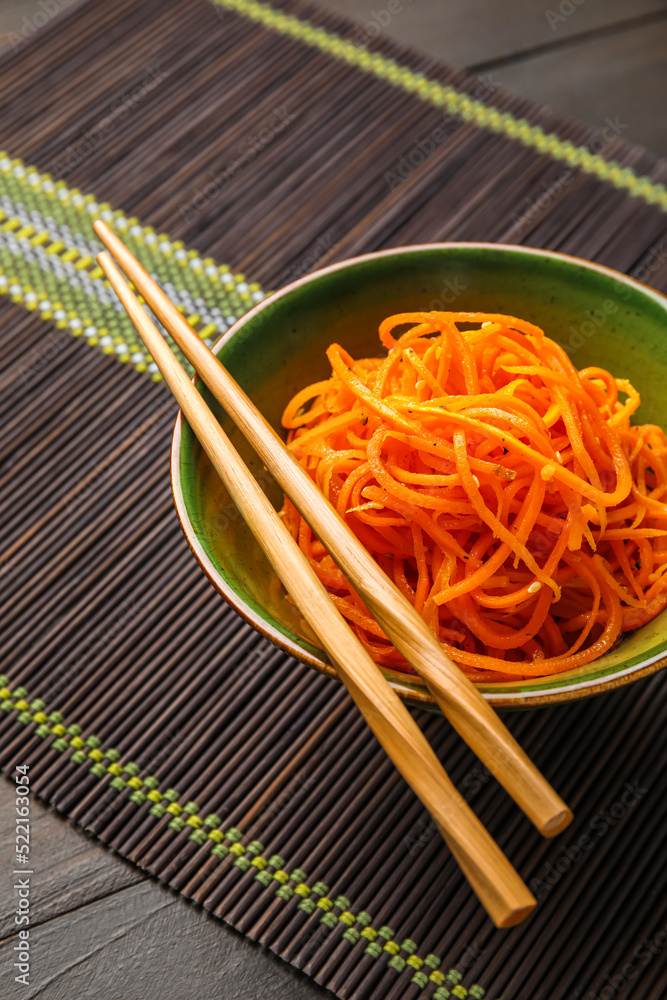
94,220,572,840
97,248,536,927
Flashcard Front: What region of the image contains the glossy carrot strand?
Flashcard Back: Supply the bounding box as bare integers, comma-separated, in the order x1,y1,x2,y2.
281,312,667,679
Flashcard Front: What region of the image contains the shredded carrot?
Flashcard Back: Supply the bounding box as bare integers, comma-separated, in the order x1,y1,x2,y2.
280,312,667,680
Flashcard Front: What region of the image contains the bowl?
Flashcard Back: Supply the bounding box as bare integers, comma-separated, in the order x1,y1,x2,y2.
171,243,667,708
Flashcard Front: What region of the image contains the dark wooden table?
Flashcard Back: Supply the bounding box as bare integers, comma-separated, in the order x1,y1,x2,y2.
0,780,329,998
313,0,667,154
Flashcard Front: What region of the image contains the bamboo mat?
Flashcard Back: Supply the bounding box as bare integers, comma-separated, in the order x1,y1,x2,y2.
1,1,667,998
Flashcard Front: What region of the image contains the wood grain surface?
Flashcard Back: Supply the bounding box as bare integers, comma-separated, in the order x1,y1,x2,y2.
315,0,667,154
0,781,329,999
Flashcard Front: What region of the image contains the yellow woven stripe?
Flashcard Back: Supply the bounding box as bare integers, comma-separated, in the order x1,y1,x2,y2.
211,0,667,211
2,670,478,994
0,154,267,379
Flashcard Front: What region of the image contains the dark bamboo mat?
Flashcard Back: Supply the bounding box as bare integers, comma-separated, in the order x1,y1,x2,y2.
1,1,667,998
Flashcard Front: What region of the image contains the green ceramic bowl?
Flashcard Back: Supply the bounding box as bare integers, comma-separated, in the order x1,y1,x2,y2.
171,243,667,708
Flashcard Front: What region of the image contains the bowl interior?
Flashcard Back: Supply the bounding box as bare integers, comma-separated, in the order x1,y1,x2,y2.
174,244,667,706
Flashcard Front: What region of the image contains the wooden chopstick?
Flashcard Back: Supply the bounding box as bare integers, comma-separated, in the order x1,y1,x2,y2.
94,220,571,839
97,248,536,927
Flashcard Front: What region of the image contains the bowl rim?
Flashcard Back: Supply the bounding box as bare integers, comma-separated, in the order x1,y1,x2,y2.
170,241,667,708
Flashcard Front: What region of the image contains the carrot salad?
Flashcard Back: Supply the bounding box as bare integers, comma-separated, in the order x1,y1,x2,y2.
279,312,667,680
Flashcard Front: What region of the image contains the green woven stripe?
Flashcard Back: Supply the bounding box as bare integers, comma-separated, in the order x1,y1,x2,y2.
212,0,667,212
0,154,267,376
0,674,493,997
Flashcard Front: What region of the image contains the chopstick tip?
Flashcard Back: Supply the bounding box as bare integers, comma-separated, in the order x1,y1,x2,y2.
93,218,110,241
497,900,536,928
540,806,574,838
96,250,114,277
